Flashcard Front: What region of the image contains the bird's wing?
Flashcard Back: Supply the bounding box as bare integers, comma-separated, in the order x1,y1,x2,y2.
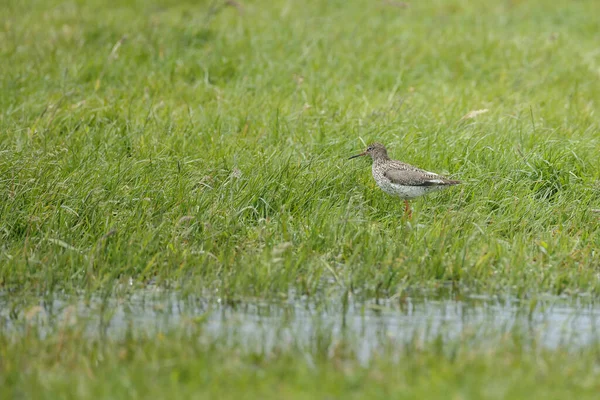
384,168,457,186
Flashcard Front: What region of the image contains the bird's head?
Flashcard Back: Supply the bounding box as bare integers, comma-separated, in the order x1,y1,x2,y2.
349,142,389,161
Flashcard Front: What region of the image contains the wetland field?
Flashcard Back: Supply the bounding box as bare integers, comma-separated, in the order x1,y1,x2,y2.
2,0,600,398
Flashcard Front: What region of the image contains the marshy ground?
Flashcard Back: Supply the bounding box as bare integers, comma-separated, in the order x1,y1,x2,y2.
1,0,600,397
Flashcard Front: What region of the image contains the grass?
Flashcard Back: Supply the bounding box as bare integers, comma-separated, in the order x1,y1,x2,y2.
2,321,600,399
2,0,600,397
2,0,600,298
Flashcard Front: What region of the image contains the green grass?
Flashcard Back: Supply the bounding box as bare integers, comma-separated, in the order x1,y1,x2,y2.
2,0,600,397
2,0,600,298
2,323,600,399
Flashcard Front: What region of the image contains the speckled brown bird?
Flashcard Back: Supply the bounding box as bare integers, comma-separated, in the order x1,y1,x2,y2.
349,142,460,217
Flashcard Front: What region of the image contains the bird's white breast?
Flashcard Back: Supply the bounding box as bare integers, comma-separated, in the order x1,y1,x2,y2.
379,181,437,199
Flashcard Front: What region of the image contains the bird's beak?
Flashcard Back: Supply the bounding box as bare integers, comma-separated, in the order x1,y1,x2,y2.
348,151,367,160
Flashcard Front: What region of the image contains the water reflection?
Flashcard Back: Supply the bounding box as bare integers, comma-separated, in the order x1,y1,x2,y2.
1,290,599,361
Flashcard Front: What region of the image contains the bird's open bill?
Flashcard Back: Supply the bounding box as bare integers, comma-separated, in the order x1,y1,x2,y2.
348,152,367,160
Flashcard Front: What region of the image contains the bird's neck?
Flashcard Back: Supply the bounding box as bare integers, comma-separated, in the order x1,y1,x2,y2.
372,155,390,167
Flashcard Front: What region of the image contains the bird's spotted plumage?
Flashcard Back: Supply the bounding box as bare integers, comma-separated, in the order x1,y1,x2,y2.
349,142,460,215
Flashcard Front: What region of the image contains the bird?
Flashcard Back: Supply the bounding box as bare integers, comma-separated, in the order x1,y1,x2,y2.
349,142,460,217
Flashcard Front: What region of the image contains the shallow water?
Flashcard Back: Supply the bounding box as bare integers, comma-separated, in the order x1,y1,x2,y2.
2,290,599,361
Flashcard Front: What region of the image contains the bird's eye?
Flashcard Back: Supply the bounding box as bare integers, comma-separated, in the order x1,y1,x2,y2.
367,146,373,151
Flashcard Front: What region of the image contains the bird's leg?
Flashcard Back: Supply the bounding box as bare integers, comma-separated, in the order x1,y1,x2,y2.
404,199,412,219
